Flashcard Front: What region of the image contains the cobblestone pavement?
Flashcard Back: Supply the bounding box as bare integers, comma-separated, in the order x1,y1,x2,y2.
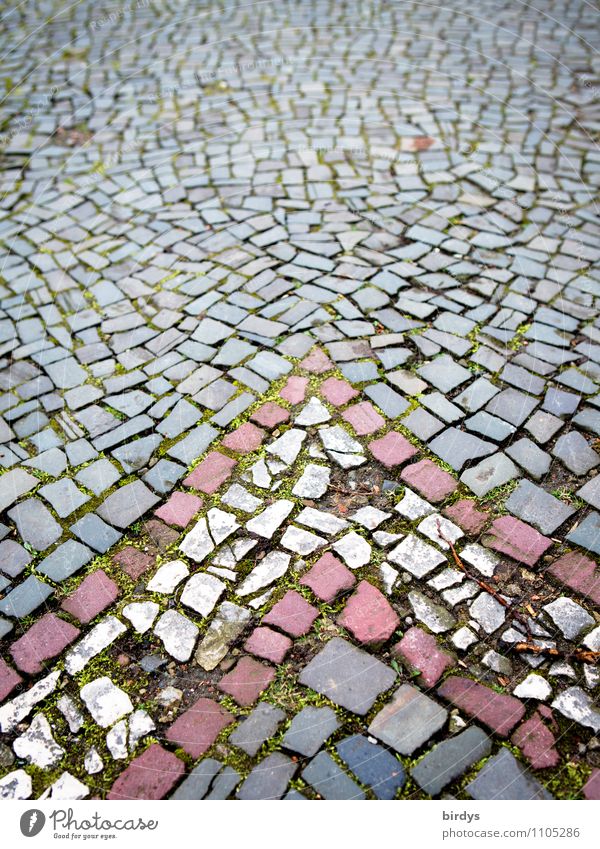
0,0,599,802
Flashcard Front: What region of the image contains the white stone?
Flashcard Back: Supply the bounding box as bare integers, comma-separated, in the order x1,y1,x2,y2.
154,610,198,661
0,769,32,799
248,587,275,609
552,686,600,732
442,580,479,607
373,530,403,547
328,450,365,469
378,561,399,594
543,597,594,640
417,514,464,549
13,714,64,768
460,543,499,577
246,499,294,538
469,592,506,634
122,601,160,634
128,709,155,750
319,425,363,455
584,625,600,652
452,626,478,651
146,560,189,593
181,572,226,617
40,772,89,800
213,538,256,568
84,747,104,774
222,484,263,513
292,463,330,498
295,397,331,426
65,616,127,675
207,507,239,544
266,428,306,465
428,568,464,591
107,720,128,759
333,531,371,569
57,695,84,733
395,488,435,520
237,551,291,596
179,517,214,563
513,673,552,701
387,534,446,578
351,506,391,530
548,661,576,678
247,458,271,488
408,591,456,633
296,507,349,535
280,525,326,555
80,677,133,728
0,671,61,733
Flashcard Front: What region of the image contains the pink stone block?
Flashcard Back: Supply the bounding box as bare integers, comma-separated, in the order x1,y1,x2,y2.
218,656,275,706
437,676,525,737
320,377,359,407
369,431,417,468
0,657,22,703
443,499,489,535
113,546,154,579
10,613,80,674
548,551,600,606
61,569,120,624
511,712,559,769
300,552,356,602
108,744,185,800
401,458,457,503
279,378,308,406
393,626,454,687
483,516,553,567
342,401,385,435
252,400,291,427
263,590,319,637
300,348,333,374
244,626,292,663
338,580,399,645
166,697,233,758
221,422,265,454
154,491,203,528
184,451,236,494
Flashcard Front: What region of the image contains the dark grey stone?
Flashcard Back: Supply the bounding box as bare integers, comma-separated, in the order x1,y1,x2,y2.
505,480,575,535
301,751,365,800
0,575,53,618
411,727,492,796
467,749,552,800
37,540,94,582
236,752,296,800
299,638,396,715
282,706,339,757
229,702,286,757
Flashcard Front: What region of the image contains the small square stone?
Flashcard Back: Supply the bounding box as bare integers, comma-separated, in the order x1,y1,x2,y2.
300,552,356,602
221,422,265,454
218,657,276,706
244,627,292,663
251,401,291,428
61,570,120,623
342,401,385,435
320,377,359,407
113,546,154,579
154,492,203,527
263,590,319,637
400,459,457,502
369,431,417,468
338,580,399,644
279,377,308,406
166,697,233,758
184,452,237,494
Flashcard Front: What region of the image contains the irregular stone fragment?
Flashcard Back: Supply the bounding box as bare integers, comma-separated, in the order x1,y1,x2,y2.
195,602,251,671
237,550,290,596
80,677,133,728
0,672,61,733
13,714,64,768
408,591,456,633
181,573,226,617
154,610,198,662
333,531,371,569
65,616,127,675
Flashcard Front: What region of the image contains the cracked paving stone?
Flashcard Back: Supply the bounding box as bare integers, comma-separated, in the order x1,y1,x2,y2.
551,687,600,733
180,573,226,618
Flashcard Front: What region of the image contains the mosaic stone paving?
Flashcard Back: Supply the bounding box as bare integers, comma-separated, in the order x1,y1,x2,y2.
0,0,599,801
